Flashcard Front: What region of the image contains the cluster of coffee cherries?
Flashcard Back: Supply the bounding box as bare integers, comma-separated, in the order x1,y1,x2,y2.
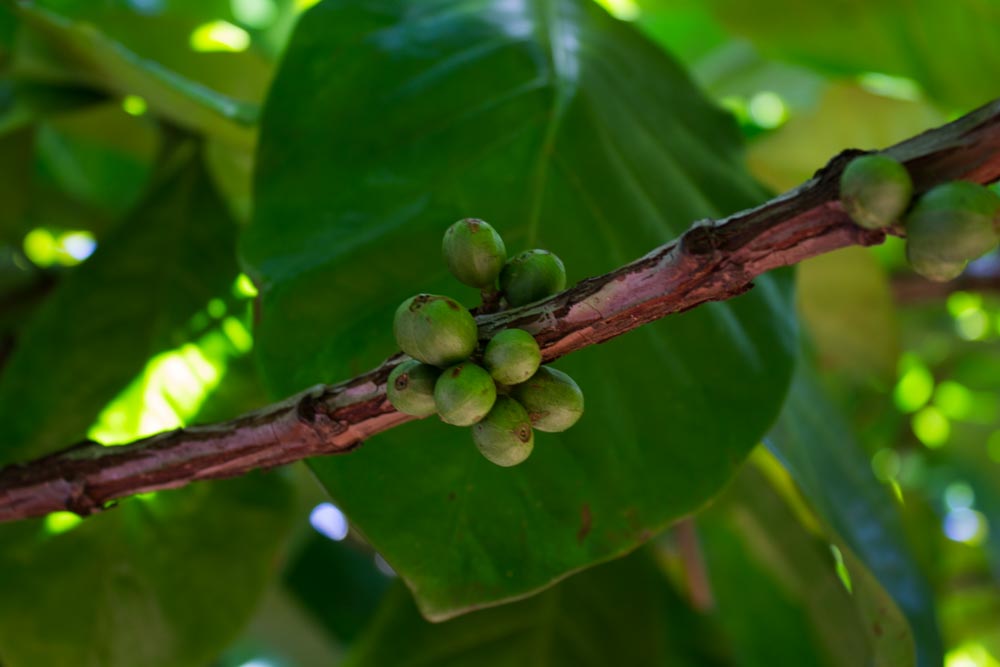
387,219,584,467
839,154,1000,281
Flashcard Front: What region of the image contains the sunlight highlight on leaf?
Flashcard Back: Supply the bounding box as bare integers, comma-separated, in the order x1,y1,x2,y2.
593,0,640,21
190,21,251,53
945,642,1000,667
234,272,259,298
857,72,923,102
295,0,322,13
43,511,82,535
87,318,251,444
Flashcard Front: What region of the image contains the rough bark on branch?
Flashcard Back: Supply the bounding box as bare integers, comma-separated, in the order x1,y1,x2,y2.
2,99,1000,523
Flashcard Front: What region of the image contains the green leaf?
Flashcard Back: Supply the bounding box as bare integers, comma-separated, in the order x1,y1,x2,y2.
283,534,393,643
13,4,260,147
35,102,160,217
702,0,1000,110
701,461,916,667
344,548,723,667
797,246,899,383
0,473,295,667
0,79,105,136
767,362,943,666
0,143,239,466
245,0,795,619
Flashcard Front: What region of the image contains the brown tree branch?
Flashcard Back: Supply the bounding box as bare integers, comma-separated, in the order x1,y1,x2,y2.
2,99,1000,523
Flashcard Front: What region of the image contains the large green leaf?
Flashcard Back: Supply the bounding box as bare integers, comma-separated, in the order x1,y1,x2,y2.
0,144,239,465
703,0,1000,110
244,0,795,619
767,362,943,666
344,548,723,666
0,473,295,667
12,3,261,147
701,461,915,667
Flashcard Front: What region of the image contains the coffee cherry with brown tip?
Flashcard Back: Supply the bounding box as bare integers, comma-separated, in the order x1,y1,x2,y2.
387,360,441,417
442,218,507,288
393,294,478,367
511,366,583,433
434,362,497,426
472,397,534,467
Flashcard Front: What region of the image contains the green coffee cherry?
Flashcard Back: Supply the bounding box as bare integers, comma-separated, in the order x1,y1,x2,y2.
393,294,478,367
442,218,507,288
905,254,967,283
905,181,1000,281
499,249,566,307
472,397,534,467
839,154,913,229
511,366,583,433
434,362,497,426
387,360,441,417
483,329,541,385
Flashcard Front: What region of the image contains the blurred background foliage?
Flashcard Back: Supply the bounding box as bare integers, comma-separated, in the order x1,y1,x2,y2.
0,0,998,665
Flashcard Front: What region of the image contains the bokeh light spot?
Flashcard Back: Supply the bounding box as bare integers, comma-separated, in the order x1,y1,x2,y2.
222,317,253,353
944,508,987,545
231,0,278,29
912,406,949,448
122,95,148,116
23,228,96,267
871,448,901,482
894,354,934,413
748,92,788,129
934,381,973,420
310,502,348,541
944,482,974,510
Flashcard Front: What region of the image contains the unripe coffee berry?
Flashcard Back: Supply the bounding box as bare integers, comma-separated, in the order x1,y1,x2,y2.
511,366,584,433
393,294,478,367
472,397,534,467
499,249,566,307
483,329,541,385
434,362,497,426
840,154,913,229
905,181,1000,282
387,360,441,417
442,218,507,288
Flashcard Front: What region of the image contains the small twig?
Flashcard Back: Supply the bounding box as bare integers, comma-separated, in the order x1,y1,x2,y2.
675,518,714,612
2,98,1000,522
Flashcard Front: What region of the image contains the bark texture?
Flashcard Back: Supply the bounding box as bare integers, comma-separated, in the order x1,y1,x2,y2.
2,99,1000,522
